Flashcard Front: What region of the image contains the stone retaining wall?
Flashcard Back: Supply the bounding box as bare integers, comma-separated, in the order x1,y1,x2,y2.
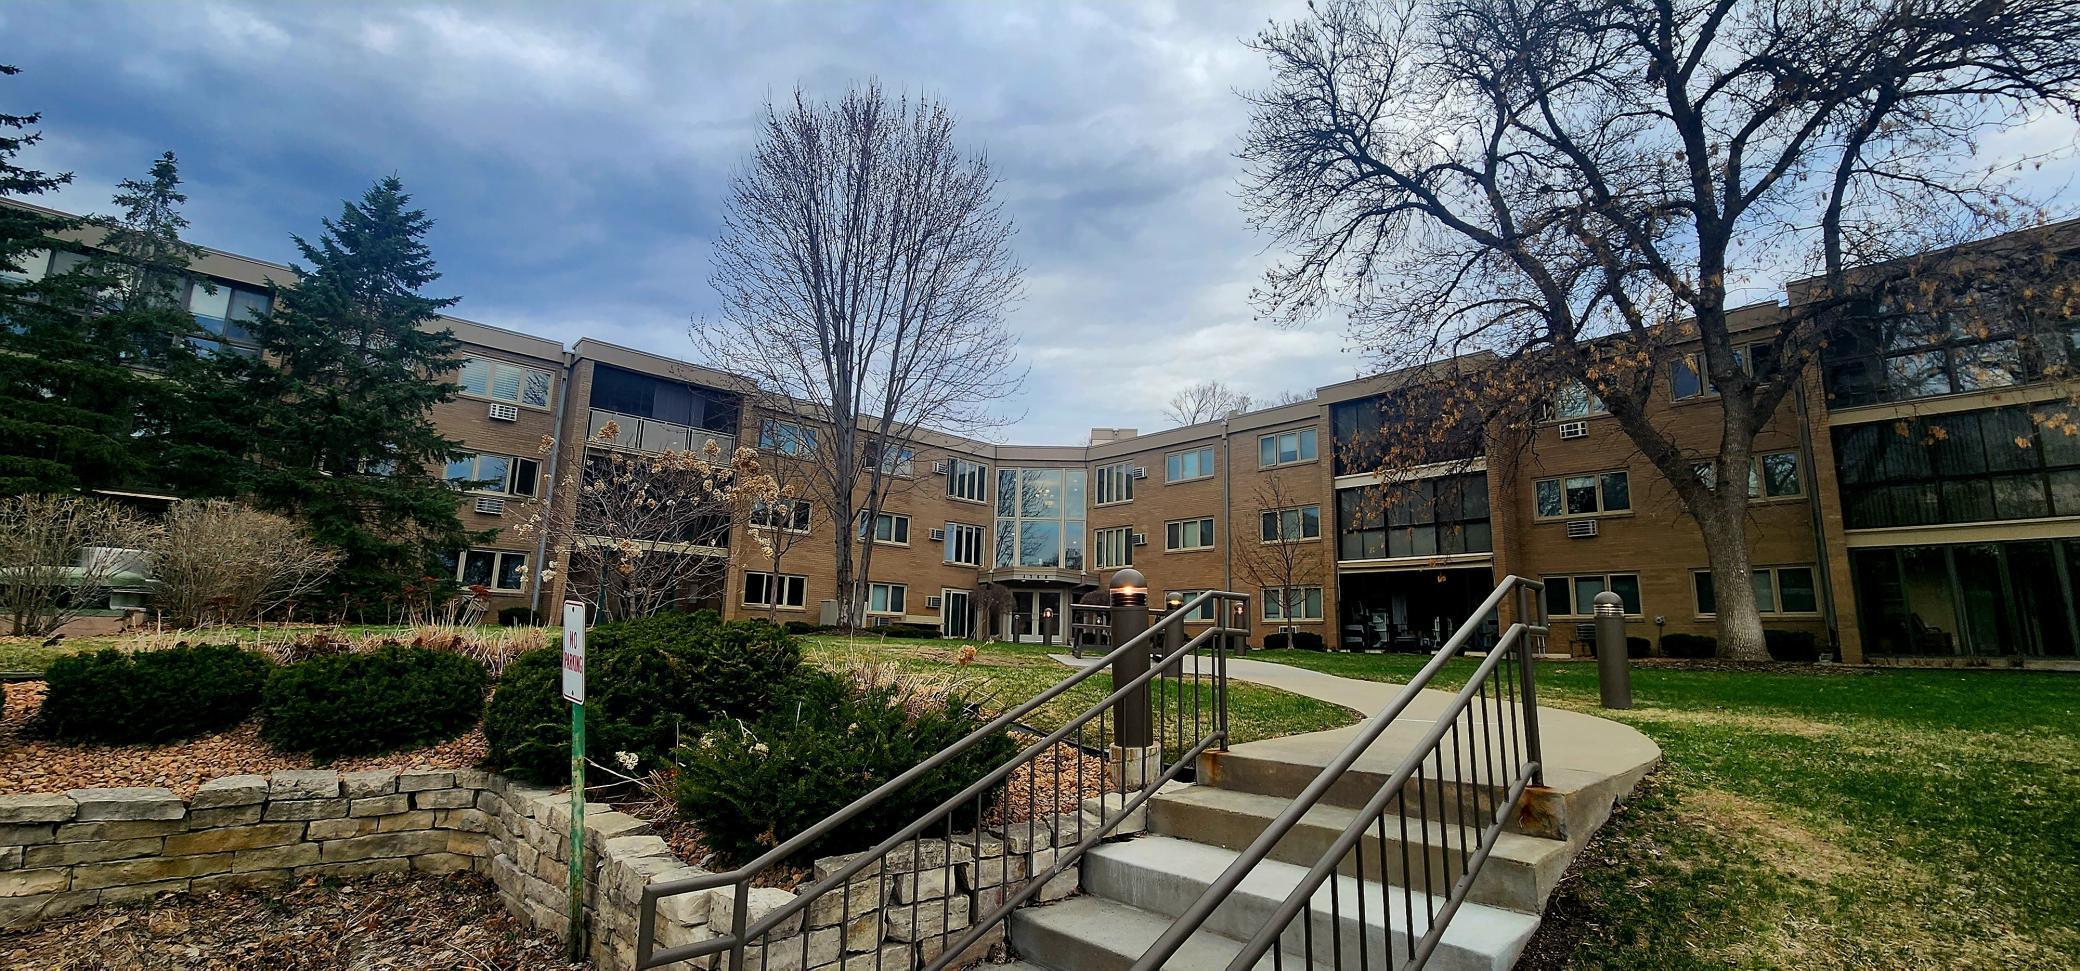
2,770,1115,971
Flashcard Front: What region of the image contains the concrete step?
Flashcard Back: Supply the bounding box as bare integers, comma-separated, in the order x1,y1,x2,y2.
1146,784,1569,913
1199,745,1513,830
1008,896,1284,970
1070,836,1538,971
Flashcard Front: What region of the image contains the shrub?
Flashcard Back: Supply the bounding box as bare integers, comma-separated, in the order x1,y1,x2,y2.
1660,633,1718,658
498,606,540,627
148,500,340,626
1627,636,1652,659
1263,631,1326,651
1765,629,1821,663
482,613,803,784
0,495,160,636
259,645,486,759
877,622,944,640
38,644,272,744
674,669,1018,866
783,621,831,636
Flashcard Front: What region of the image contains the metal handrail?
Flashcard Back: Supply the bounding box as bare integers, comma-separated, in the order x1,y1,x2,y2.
1133,575,1548,971
636,589,1250,970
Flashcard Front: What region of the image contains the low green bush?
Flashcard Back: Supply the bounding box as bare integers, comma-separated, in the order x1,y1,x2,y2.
1765,629,1821,663
1659,633,1718,658
482,612,803,784
673,669,1017,866
259,645,486,759
38,644,273,744
1264,631,1326,651
877,622,945,640
783,620,830,636
1627,636,1653,659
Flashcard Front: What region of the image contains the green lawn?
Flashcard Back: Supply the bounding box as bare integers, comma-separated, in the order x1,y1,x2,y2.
801,635,1358,746
1252,650,2080,969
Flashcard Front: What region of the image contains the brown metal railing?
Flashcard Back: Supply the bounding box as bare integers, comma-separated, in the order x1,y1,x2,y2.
1134,575,1548,970
635,585,1248,970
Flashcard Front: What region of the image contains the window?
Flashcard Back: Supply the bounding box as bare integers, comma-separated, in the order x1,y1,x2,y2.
742,571,807,609
1550,382,1606,420
1093,526,1135,569
1258,428,1318,467
867,440,914,477
1166,446,1215,482
1336,474,1491,560
1259,505,1322,542
944,522,985,566
947,458,988,503
1693,567,1819,616
182,279,270,354
1262,586,1325,622
1166,517,1215,551
590,364,739,432
1833,404,2080,530
1539,573,1642,617
1533,471,1631,518
750,498,812,532
1095,462,1136,505
868,582,907,615
1167,590,1216,622
445,452,540,497
992,468,1087,570
758,419,818,458
1691,451,1804,500
452,549,528,593
1822,297,2069,407
457,357,554,408
0,248,51,282
861,512,910,545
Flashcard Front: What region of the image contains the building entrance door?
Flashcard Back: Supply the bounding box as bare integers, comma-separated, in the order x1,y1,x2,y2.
1008,589,1067,643
941,590,973,639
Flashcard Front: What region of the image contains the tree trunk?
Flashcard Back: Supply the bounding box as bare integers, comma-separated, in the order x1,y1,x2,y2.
1696,497,1768,661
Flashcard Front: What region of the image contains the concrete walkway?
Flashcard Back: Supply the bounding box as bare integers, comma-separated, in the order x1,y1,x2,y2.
1048,652,1660,808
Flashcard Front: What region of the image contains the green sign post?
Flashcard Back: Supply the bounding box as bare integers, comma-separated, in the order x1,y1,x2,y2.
561,601,588,962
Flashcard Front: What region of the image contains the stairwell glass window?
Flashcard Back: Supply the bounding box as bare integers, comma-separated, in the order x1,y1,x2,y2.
750,498,812,532
742,572,807,609
1540,573,1642,618
451,550,528,593
868,582,907,615
1693,566,1818,617
1258,429,1318,468
758,419,818,458
457,357,553,409
1263,586,1324,622
992,468,1087,570
1166,446,1215,483
1095,462,1136,505
1260,505,1321,543
944,522,985,567
947,458,988,503
1534,471,1631,519
860,512,910,546
1094,526,1134,569
1167,517,1215,551
445,452,539,497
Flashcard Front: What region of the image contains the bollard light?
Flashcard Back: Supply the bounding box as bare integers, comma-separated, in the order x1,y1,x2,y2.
1166,592,1185,613
1109,568,1147,607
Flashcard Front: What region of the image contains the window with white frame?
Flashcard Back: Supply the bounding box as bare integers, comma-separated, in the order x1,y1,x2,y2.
1549,382,1607,420
1259,505,1322,542
451,549,528,593
1166,446,1215,483
868,441,915,477
758,419,818,458
1258,428,1318,468
1694,566,1818,616
444,452,540,497
750,498,812,532
860,512,910,545
1093,526,1134,569
1166,517,1215,551
457,357,553,408
1167,590,1216,622
1533,471,1632,518
868,582,907,615
947,458,988,502
1691,451,1804,500
944,522,985,566
1095,462,1136,505
742,571,807,609
1262,586,1325,622
1539,573,1642,617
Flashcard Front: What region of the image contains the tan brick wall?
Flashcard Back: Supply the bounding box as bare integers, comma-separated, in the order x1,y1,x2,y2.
431,342,568,619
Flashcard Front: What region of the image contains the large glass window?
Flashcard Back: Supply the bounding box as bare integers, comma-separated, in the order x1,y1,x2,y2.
1834,405,2080,529
947,458,988,503
590,363,735,431
1166,446,1215,482
1258,428,1318,468
1822,297,2074,406
993,467,1087,570
1337,474,1490,561
1095,462,1136,505
1534,471,1631,518
459,356,555,408
1851,541,2080,658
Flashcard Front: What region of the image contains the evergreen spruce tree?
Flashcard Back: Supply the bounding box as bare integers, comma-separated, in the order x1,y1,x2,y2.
219,176,485,614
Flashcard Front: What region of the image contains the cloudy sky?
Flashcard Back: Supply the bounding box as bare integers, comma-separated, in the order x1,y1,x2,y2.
4,0,1363,444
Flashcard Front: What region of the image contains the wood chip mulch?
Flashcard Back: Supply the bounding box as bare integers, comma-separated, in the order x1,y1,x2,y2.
0,871,578,970
0,681,488,799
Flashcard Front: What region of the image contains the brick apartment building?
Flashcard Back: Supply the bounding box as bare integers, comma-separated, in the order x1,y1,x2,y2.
8,198,2078,668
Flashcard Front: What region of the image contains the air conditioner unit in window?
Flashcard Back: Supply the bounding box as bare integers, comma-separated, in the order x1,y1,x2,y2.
1129,467,1148,479
473,496,507,516
925,595,943,609
488,402,520,422
928,527,947,542
932,460,949,475
1565,518,1598,538
1131,532,1148,546
1558,420,1587,440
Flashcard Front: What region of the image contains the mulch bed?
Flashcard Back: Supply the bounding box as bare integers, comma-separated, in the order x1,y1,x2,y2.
0,681,487,799
0,872,577,970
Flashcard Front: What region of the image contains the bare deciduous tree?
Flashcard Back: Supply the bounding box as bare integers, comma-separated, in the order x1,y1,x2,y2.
149,500,340,626
1163,380,1255,426
1236,474,1330,643
521,427,779,622
0,495,160,636
698,82,1025,627
1241,0,2080,659
746,448,816,623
